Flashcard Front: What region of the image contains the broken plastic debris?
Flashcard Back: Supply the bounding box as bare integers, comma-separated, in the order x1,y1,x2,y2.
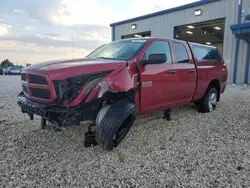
97,81,112,98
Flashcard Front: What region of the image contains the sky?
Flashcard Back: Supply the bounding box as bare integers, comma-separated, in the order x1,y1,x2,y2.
0,0,197,65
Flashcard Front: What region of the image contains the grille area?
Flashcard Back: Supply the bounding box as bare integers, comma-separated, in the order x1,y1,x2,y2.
29,74,48,85
31,88,51,99
21,73,53,101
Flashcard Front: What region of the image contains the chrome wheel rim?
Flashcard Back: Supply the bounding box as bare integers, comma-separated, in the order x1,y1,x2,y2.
208,92,217,112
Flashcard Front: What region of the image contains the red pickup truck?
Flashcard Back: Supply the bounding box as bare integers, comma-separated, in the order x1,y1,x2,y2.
18,38,228,150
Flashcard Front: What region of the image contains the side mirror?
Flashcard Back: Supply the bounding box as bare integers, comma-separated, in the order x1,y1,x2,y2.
141,53,167,65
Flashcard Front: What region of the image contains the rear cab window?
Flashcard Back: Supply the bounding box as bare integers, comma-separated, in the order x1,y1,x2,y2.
172,42,190,63
192,45,222,62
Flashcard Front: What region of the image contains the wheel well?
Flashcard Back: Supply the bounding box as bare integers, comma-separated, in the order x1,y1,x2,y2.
101,89,135,104
208,79,221,102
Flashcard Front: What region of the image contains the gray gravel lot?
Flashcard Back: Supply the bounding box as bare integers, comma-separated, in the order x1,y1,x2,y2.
0,75,250,188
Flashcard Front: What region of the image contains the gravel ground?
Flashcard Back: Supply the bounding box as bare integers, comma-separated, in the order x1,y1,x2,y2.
0,76,250,188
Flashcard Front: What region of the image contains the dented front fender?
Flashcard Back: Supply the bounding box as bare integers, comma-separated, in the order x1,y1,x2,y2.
85,66,138,103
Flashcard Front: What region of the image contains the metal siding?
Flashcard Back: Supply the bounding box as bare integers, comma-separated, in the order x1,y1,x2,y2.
110,0,219,26
225,0,238,84
245,44,250,84
239,0,250,84
115,1,232,39
237,41,245,83
242,0,250,22
113,0,248,84
240,42,249,83
248,64,250,85
248,46,250,84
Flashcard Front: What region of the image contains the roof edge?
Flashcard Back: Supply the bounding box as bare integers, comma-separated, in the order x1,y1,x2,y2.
230,22,250,31
110,0,219,27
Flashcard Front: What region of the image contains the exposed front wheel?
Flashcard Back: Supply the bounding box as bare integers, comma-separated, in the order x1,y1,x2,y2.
198,87,218,113
95,99,136,151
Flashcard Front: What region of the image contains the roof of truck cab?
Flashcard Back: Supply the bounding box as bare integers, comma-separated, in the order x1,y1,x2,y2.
115,37,185,42
115,37,218,48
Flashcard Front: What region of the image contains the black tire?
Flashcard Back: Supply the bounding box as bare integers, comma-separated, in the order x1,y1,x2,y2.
193,101,200,106
198,87,218,113
95,99,136,150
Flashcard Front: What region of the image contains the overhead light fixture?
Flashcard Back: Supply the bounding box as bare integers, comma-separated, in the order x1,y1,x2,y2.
205,42,212,45
134,34,142,38
214,26,221,30
187,25,195,29
186,31,193,35
131,24,137,30
195,9,202,16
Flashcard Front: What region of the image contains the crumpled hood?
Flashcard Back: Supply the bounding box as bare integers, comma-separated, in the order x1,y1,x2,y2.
23,58,128,80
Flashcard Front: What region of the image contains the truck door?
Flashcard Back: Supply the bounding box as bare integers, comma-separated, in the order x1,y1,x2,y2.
138,40,178,113
171,41,197,103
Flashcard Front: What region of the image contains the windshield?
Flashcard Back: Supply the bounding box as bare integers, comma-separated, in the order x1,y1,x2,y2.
86,39,147,60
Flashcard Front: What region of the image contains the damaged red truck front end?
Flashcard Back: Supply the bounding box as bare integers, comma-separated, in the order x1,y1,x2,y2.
18,39,145,150
18,58,138,125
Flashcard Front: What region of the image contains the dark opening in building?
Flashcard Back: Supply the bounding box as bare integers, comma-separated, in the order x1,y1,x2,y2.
122,31,151,39
174,18,225,55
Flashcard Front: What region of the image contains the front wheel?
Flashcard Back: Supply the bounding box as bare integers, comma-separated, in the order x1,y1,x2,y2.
198,87,218,113
95,99,136,150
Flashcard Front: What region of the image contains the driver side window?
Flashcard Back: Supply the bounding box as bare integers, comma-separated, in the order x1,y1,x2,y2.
143,41,172,64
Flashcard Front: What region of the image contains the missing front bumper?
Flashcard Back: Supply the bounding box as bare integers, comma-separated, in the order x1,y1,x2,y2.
17,92,101,127
18,95,51,117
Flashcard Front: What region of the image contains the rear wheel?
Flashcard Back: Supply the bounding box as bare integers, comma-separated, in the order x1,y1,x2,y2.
198,87,218,113
95,99,136,150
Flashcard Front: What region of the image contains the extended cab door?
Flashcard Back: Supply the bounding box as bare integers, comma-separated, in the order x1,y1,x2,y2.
170,41,197,103
138,40,178,113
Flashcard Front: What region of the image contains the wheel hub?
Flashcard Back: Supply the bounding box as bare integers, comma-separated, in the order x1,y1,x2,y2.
208,92,217,112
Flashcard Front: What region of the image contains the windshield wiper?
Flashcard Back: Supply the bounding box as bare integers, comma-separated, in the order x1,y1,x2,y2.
96,57,115,60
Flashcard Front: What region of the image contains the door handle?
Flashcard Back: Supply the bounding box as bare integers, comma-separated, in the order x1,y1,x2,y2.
166,70,176,75
188,69,195,73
